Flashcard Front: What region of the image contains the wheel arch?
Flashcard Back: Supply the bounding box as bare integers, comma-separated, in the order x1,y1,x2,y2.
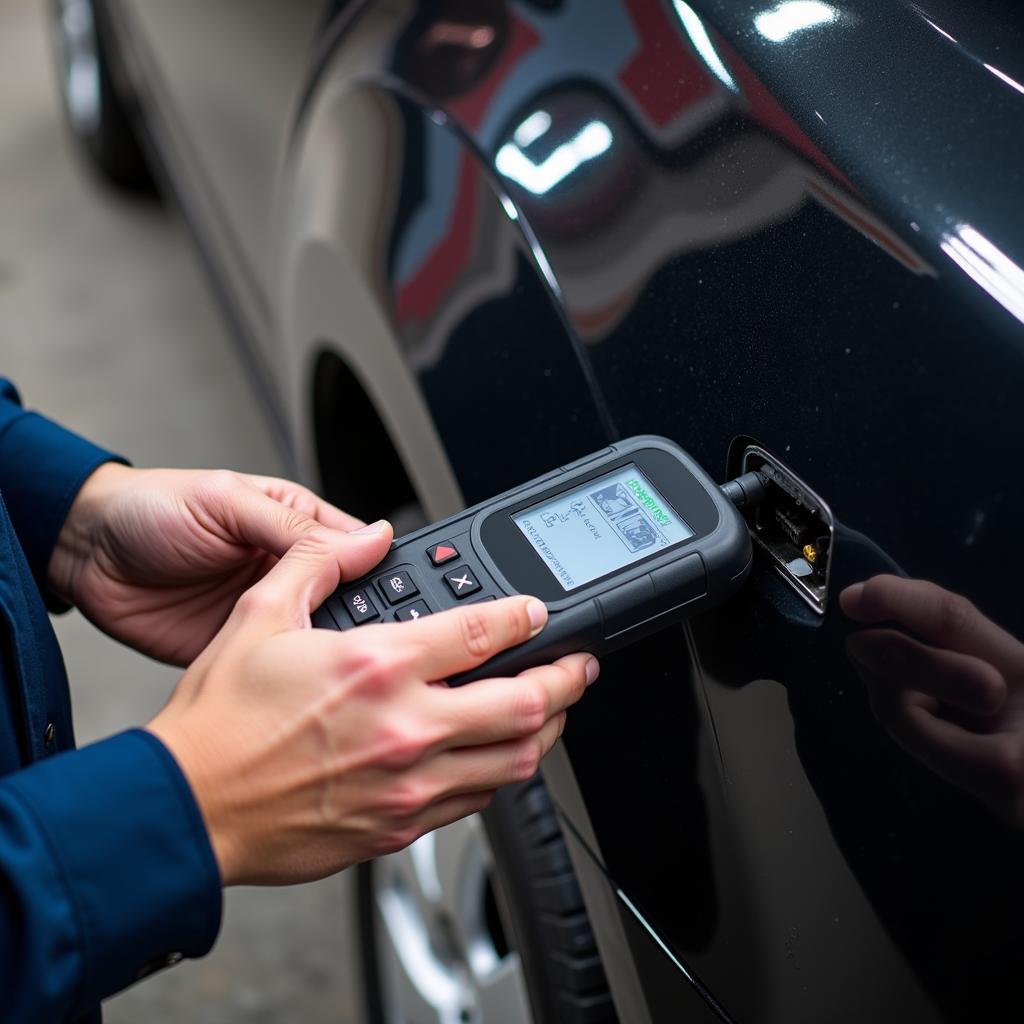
274,69,463,521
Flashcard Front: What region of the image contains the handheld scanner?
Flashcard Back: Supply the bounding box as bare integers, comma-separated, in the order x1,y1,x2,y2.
312,436,752,685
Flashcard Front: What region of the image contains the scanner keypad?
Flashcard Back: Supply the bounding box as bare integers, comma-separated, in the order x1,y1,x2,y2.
328,531,494,629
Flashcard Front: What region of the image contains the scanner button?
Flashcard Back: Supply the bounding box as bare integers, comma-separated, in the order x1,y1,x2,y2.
395,600,432,622
340,587,380,624
444,565,482,599
428,541,459,566
376,571,419,605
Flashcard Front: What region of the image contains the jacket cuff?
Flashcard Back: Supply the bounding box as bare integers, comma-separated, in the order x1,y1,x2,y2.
0,381,127,607
3,729,222,1013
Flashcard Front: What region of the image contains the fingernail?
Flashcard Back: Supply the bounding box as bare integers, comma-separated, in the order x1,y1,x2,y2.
585,657,600,685
526,599,547,634
352,519,389,535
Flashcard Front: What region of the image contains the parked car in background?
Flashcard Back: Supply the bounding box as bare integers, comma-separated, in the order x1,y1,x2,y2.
51,1,1024,1021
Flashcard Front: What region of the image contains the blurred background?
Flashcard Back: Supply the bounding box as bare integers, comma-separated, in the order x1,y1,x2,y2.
0,1,357,1019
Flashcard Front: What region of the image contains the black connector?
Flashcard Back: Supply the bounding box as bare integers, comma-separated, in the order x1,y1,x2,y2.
725,448,834,614
721,470,769,509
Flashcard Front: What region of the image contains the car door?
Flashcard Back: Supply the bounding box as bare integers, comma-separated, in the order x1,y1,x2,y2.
495,2,1024,1021
354,0,1024,1020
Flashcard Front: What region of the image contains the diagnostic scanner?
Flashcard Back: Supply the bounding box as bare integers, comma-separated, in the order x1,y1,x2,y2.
313,436,752,685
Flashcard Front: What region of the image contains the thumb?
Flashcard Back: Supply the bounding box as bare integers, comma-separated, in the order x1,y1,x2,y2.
233,520,393,633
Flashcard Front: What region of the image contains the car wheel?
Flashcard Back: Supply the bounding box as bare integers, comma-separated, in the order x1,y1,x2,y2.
359,777,617,1024
50,0,154,190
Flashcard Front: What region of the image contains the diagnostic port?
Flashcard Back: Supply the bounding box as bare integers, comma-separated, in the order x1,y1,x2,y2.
739,445,833,614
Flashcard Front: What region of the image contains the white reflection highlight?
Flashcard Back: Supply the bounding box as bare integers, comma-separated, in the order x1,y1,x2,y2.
920,15,958,45
513,110,552,148
754,1,838,43
529,236,560,296
984,63,1024,96
940,223,1024,325
496,120,612,195
672,0,738,91
498,193,519,221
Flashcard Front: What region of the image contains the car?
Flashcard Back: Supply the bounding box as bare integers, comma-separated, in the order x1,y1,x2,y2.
50,1,1024,1021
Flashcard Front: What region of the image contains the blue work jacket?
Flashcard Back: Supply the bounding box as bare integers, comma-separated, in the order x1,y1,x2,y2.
0,380,220,1022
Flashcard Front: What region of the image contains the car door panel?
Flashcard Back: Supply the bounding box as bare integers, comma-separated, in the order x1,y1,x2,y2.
345,1,1024,1020
377,90,612,501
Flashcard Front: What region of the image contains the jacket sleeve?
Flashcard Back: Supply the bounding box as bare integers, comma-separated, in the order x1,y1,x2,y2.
0,729,222,1022
0,379,127,604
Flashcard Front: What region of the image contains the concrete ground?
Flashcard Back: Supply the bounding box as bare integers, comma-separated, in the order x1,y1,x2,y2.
0,1,359,1020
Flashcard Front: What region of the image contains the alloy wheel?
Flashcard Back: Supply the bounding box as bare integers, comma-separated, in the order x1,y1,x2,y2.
371,815,534,1024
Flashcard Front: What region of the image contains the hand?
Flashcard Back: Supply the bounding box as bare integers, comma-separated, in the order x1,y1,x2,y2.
48,463,368,665
841,574,1024,827
147,527,598,885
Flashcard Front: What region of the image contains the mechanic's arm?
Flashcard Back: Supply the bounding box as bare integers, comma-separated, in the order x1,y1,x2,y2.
148,527,598,884
2,377,393,672
0,378,127,606
1,375,375,667
2,526,596,1020
45,461,368,665
0,729,222,1020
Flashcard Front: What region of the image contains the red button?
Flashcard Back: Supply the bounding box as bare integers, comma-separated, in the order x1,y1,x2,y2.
428,542,459,566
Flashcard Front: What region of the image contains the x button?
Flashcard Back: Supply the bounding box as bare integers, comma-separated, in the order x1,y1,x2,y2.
444,565,481,599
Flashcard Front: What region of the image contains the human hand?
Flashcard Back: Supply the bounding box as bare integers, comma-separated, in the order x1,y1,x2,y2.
147,526,597,886
48,463,368,664
841,574,1024,826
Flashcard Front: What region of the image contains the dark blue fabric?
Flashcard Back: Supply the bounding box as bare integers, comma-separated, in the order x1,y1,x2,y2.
0,380,222,1021
0,380,127,611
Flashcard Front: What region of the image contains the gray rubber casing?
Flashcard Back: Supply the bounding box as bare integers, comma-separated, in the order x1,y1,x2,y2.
314,436,751,685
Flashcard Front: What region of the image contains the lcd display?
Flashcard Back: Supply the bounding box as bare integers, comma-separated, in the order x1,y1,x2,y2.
512,464,694,591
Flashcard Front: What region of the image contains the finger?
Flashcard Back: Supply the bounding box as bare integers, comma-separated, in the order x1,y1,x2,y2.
394,596,548,680
400,790,497,849
232,521,393,632
428,712,566,798
840,575,1022,672
247,474,366,532
879,695,1023,824
846,629,1007,716
196,472,325,557
431,653,597,746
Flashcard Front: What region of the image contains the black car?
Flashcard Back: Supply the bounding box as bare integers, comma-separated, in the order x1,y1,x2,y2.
51,1,1024,1021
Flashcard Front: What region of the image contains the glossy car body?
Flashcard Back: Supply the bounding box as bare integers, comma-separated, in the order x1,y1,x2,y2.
82,1,1024,1020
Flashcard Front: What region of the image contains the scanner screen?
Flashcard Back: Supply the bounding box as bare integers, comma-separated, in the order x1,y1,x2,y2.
512,464,693,591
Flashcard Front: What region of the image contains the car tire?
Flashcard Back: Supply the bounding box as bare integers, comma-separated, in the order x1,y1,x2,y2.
50,0,155,191
358,776,617,1024
484,778,618,1024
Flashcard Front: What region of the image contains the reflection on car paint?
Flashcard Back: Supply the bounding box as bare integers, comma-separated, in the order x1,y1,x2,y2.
341,0,1024,1018
753,1,840,45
